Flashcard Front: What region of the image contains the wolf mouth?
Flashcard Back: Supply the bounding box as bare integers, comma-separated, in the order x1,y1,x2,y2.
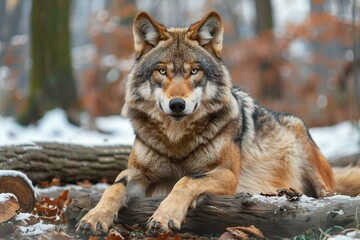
169,114,188,121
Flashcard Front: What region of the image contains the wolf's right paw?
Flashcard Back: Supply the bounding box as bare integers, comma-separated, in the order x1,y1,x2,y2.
76,208,115,235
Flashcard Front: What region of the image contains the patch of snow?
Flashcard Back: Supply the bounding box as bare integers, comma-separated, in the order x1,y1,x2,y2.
250,194,288,204
298,195,328,209
0,108,135,146
15,212,32,221
327,195,354,201
329,235,357,240
34,183,109,196
35,185,83,195
0,170,34,195
272,0,310,34
17,221,55,236
346,230,360,238
309,121,360,160
0,192,17,203
92,183,110,190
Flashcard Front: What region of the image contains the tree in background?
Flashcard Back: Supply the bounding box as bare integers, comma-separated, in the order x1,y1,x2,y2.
253,0,282,99
254,0,273,35
18,0,79,125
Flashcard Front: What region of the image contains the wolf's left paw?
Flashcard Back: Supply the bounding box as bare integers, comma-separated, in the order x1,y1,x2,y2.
147,206,183,234
76,207,114,235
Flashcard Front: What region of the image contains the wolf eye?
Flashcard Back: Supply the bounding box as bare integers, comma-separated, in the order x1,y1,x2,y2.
190,68,199,75
158,68,167,75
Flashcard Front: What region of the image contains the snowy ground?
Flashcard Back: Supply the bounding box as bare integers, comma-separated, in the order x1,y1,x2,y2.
0,109,135,146
0,108,359,160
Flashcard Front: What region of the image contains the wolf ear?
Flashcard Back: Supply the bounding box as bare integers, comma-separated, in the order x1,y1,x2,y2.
187,11,223,58
133,12,169,59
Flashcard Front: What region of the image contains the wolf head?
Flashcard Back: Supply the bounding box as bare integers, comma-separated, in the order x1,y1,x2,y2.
123,11,234,123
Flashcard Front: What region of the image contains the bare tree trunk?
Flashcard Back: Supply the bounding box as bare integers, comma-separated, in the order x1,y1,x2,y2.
65,192,360,238
254,0,273,35
18,0,79,125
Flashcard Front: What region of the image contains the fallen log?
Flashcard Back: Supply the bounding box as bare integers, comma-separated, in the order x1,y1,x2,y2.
0,171,35,212
0,193,19,223
0,142,131,184
0,142,359,184
65,193,360,238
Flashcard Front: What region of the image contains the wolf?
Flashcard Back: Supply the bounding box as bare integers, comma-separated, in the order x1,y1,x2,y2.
77,11,360,234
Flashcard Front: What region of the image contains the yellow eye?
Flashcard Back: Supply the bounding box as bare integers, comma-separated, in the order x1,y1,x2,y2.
158,68,167,75
190,68,199,75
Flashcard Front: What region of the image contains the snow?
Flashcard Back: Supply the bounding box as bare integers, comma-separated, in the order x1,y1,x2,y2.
1,109,359,161
34,183,109,195
250,194,289,205
15,213,32,221
272,0,310,33
0,108,135,146
346,231,360,238
309,121,360,160
329,231,360,240
329,236,354,240
17,221,55,236
0,170,35,195
0,192,17,203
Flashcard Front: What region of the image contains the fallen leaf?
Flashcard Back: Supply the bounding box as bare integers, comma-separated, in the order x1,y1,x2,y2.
226,225,265,239
219,231,237,239
89,236,100,240
147,232,181,240
107,228,125,240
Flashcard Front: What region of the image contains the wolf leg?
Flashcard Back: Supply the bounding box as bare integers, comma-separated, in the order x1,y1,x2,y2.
76,168,145,235
306,143,334,197
148,168,237,233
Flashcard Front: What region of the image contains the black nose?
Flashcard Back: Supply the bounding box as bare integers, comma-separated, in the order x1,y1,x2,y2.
169,98,186,113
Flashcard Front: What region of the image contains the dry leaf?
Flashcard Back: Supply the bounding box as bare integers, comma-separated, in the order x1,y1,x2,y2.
147,232,181,240
107,228,125,240
219,232,237,239
226,225,265,239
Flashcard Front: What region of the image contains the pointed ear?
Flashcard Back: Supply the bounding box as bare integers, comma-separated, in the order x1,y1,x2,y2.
187,11,223,58
133,12,169,59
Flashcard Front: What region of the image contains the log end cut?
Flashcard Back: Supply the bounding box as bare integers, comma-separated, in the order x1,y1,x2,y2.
0,171,35,212
0,193,19,223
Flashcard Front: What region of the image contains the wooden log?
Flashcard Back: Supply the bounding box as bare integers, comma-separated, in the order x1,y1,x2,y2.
0,193,19,223
0,171,35,212
0,142,132,184
64,193,360,238
0,142,359,184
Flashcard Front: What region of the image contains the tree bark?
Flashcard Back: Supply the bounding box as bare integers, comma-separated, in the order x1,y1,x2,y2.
18,0,79,125
0,142,131,184
254,0,273,35
0,142,359,185
65,192,360,238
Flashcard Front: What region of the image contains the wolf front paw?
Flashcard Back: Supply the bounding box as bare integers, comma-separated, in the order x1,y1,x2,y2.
147,206,183,234
76,208,115,235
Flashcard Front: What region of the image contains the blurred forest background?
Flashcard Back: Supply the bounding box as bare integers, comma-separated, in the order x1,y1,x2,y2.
0,0,360,128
